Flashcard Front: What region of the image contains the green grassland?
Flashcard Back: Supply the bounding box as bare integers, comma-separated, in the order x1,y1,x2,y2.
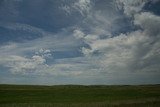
0,84,160,107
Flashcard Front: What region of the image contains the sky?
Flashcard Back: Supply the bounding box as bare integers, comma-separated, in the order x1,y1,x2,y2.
0,0,160,85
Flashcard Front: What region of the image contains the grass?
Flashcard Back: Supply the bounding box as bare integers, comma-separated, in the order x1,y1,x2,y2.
0,84,160,107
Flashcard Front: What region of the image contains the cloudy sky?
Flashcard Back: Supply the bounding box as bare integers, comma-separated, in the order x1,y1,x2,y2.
0,0,160,85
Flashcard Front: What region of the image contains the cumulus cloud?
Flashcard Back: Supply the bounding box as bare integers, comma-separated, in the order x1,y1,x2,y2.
0,0,160,84
76,0,160,75
73,0,91,15
134,12,160,36
0,48,51,74
73,29,85,39
35,48,52,58
54,0,160,78
0,24,83,75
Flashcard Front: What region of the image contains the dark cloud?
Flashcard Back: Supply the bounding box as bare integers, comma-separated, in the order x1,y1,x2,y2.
143,0,160,15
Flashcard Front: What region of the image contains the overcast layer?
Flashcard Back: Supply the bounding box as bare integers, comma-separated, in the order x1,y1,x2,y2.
0,0,160,85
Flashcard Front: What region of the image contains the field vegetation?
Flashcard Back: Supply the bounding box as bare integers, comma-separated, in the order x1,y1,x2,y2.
0,84,160,107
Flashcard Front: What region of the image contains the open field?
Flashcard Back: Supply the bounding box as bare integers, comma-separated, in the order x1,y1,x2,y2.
0,84,160,107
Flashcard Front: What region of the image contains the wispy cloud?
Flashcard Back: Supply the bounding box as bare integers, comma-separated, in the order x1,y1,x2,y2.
0,0,160,85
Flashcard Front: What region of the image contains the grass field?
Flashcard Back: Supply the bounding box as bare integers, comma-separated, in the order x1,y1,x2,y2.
0,84,160,107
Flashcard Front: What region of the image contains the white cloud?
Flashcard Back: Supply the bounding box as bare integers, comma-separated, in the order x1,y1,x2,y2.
0,22,83,75
44,56,102,77
35,48,52,58
0,0,160,85
77,0,160,75
81,47,93,56
134,12,160,36
73,0,91,15
0,25,81,56
63,0,160,77
0,48,52,74
73,29,85,39
83,32,159,74
115,0,148,17
0,22,48,36
73,29,99,43
60,0,92,16
32,55,46,64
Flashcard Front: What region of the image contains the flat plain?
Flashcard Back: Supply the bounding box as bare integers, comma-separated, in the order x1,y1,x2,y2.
0,84,160,107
